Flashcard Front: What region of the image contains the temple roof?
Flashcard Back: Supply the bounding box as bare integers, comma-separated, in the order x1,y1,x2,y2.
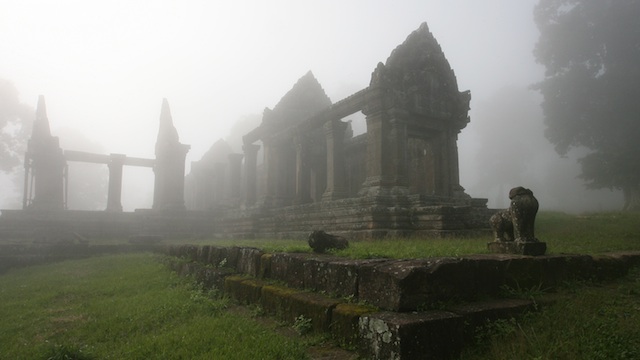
199,138,233,165
370,22,469,122
372,22,459,93
266,71,332,126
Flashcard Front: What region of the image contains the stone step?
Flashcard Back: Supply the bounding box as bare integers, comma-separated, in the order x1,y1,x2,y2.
164,244,640,311
168,257,536,359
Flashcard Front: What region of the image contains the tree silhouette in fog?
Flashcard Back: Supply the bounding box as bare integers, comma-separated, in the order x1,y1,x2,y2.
0,78,32,172
534,0,640,211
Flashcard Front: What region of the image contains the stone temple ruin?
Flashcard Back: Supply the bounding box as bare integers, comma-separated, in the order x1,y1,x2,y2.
188,23,491,238
22,96,189,213
1,23,492,239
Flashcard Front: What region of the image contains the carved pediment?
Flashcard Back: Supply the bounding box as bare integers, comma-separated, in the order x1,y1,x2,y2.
370,23,470,127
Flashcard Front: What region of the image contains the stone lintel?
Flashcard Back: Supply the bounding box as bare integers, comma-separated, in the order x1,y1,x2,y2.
487,240,547,256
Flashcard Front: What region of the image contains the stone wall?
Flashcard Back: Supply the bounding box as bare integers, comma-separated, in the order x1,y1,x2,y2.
163,244,640,359
0,209,216,240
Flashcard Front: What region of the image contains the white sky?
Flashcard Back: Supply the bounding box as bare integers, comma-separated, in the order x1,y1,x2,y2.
8,0,591,210
1,0,542,159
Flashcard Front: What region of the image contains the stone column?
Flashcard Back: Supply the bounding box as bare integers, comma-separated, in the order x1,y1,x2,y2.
360,89,408,196
27,96,66,210
106,154,126,212
152,99,190,211
294,134,311,204
260,138,279,207
153,143,190,211
446,130,467,198
212,162,226,206
243,143,260,207
433,129,462,198
227,153,244,207
322,118,349,201
30,145,66,210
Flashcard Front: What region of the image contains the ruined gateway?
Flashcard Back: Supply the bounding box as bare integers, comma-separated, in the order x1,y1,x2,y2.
3,23,492,239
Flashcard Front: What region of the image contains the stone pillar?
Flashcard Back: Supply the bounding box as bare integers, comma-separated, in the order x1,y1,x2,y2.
27,96,66,210
260,138,279,207
243,143,260,207
212,162,226,206
189,162,206,210
322,119,349,201
106,154,126,212
432,129,465,198
153,143,190,211
360,89,408,196
294,134,311,204
447,130,467,198
228,153,244,207
152,99,190,211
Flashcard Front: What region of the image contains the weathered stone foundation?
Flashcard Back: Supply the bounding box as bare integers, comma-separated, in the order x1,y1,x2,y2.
162,244,640,359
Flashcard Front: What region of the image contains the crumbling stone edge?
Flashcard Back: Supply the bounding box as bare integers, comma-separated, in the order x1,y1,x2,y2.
160,245,640,359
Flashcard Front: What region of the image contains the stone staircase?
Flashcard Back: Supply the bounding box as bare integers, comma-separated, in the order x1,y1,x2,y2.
162,245,640,359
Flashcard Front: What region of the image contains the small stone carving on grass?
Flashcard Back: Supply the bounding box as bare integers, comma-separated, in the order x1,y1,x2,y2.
488,186,547,256
308,230,349,253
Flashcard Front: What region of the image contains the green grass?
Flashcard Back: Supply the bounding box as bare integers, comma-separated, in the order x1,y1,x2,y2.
461,267,640,360
0,253,309,360
188,211,640,258
1,211,638,359
535,211,640,254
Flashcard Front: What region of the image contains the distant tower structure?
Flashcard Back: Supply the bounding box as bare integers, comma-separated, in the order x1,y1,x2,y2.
23,95,66,210
152,98,190,210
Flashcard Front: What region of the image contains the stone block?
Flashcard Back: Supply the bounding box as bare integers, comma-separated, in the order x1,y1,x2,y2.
207,246,226,266
287,292,341,332
447,298,535,340
359,310,464,360
197,245,210,263
487,240,547,256
608,252,640,267
503,254,586,290
224,276,264,305
197,266,235,290
184,245,199,262
331,303,378,347
269,253,312,289
302,255,342,292
359,258,468,311
208,246,240,269
358,255,559,311
235,247,264,277
592,255,631,280
325,259,390,298
258,253,272,278
260,284,299,318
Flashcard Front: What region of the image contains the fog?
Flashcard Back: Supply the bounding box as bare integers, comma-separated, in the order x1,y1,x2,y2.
0,0,623,212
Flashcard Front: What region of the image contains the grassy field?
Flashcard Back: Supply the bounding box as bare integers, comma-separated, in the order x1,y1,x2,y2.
194,211,640,258
0,254,312,360
461,266,640,360
0,211,638,359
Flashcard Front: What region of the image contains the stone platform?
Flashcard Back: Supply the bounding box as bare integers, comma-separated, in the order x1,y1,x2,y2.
488,240,548,256
1,194,493,240
163,244,640,359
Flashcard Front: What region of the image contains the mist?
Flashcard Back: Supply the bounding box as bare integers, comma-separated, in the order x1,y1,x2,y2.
460,86,623,212
0,0,624,213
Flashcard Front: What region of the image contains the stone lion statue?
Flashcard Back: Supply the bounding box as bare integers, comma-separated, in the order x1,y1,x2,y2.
490,186,539,242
